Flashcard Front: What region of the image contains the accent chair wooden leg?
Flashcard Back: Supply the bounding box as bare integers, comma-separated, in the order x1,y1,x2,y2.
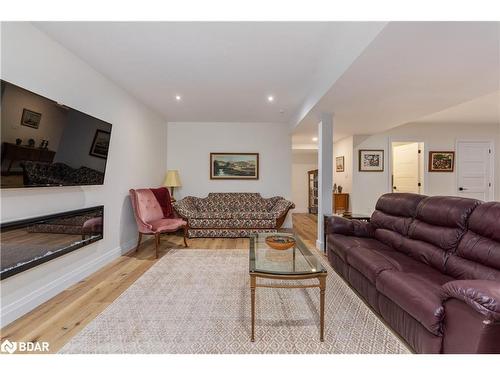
155,233,160,259
183,225,188,247
135,232,143,252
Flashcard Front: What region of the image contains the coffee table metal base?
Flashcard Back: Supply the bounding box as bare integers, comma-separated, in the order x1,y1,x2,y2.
249,272,327,342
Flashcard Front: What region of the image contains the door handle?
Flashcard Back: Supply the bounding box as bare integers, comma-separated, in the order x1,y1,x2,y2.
458,187,468,191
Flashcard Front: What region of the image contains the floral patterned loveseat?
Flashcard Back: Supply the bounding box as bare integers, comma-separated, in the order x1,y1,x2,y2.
173,193,295,238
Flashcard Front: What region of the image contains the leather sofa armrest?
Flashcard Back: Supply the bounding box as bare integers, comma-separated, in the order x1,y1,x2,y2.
443,280,500,321
325,216,374,238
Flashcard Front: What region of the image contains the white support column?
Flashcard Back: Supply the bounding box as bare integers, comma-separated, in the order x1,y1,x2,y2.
316,113,334,251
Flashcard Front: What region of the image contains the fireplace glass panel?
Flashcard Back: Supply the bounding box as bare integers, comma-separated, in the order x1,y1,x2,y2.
1,206,103,279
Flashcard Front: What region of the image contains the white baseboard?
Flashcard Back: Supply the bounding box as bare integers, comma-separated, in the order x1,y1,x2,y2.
316,239,324,251
1,239,135,328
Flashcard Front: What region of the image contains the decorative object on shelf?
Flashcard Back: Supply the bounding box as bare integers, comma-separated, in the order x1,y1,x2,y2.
333,183,337,193
20,108,42,129
39,139,48,149
337,185,343,193
359,149,384,172
265,234,296,250
429,151,455,172
89,129,111,159
15,138,22,145
163,170,182,200
27,138,35,147
210,152,259,180
308,169,318,214
336,156,345,172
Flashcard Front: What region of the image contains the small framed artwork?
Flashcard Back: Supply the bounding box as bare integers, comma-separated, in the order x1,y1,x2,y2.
210,153,259,180
336,156,345,172
89,129,111,159
429,151,455,172
20,108,42,129
359,149,384,172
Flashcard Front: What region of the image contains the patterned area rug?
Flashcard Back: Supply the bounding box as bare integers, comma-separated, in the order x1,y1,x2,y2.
60,249,410,354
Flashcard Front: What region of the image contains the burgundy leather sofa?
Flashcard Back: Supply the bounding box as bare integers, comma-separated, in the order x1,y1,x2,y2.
326,193,500,354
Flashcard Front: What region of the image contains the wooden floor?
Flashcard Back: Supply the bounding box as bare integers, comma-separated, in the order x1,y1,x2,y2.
0,213,318,354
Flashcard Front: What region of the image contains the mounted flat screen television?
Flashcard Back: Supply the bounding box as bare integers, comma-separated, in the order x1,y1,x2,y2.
0,80,112,188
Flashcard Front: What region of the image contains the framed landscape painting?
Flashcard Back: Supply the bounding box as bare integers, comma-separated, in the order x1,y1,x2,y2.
336,156,345,172
359,149,384,172
429,151,454,172
210,153,259,180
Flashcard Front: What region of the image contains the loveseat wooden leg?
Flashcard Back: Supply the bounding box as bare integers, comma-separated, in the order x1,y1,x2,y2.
155,233,160,259
183,225,188,247
135,232,143,252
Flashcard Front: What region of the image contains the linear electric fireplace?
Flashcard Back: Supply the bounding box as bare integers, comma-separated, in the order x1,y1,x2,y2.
0,206,103,279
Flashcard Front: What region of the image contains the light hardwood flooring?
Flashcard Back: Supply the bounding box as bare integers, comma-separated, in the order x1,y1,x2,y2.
0,213,319,354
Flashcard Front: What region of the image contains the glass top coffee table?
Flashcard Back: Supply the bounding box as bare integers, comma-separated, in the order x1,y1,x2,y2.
249,232,327,342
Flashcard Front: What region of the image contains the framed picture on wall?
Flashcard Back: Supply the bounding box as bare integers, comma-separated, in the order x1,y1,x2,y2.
210,153,259,180
359,149,384,172
336,156,345,172
429,151,454,172
20,108,42,129
89,130,111,159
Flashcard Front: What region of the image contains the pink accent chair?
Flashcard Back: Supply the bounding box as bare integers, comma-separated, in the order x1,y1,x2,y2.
129,188,188,258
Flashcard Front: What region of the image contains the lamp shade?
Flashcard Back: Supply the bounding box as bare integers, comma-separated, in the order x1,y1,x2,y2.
163,170,181,187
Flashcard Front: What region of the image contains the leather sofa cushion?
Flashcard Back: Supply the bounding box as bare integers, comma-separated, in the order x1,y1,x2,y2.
346,247,395,283
328,234,392,262
371,211,413,237
370,193,426,248
375,193,427,217
374,228,406,251
449,202,500,280
376,269,453,335
467,201,500,242
445,254,500,281
408,219,466,251
401,237,448,272
415,196,481,229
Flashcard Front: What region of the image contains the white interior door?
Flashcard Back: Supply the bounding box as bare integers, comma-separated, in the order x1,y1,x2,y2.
392,143,420,193
457,141,493,201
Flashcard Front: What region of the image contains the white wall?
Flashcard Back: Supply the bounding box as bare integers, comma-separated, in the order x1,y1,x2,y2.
166,122,292,224
333,136,353,204
351,122,500,214
292,150,317,213
0,22,167,327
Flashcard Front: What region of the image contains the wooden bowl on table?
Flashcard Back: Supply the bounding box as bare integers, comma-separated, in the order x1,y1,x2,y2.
265,235,296,251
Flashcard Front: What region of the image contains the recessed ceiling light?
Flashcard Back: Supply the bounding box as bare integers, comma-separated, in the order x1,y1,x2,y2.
312,137,318,142
175,95,182,101
267,95,274,102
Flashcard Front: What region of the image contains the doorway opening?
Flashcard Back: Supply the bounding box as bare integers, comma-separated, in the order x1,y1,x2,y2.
391,141,425,194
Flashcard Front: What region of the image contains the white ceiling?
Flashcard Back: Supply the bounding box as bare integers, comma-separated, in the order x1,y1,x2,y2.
33,22,348,123
293,22,500,148
32,21,499,140
415,91,500,124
